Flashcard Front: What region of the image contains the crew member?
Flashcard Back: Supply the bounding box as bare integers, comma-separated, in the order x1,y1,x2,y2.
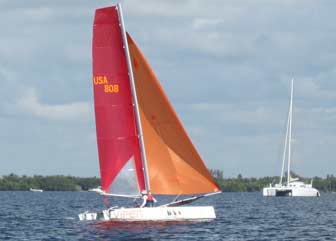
140,190,157,208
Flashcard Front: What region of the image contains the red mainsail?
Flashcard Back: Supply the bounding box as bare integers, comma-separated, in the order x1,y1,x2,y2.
92,7,145,192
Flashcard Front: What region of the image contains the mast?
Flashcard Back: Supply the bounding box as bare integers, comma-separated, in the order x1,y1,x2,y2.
279,108,290,185
116,3,151,192
287,79,294,185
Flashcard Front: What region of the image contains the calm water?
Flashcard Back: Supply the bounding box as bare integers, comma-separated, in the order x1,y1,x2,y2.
0,191,335,240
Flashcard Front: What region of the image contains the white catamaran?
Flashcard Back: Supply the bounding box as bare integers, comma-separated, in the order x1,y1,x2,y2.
263,79,320,197
79,4,221,222
29,188,43,192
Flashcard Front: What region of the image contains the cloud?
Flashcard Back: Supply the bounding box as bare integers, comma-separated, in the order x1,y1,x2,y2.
11,88,92,121
295,77,336,101
1,1,336,177
192,18,222,31
189,102,284,127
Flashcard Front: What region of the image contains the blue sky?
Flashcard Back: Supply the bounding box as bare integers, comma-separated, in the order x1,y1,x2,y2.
1,0,336,178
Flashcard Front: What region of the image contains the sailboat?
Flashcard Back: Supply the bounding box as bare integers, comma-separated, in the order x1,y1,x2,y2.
263,79,320,197
79,4,221,221
29,188,43,192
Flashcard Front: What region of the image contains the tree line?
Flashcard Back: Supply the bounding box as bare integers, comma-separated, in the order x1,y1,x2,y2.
0,174,100,191
1,171,336,192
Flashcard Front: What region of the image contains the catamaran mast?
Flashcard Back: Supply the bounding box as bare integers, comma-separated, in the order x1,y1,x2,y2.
287,79,294,185
116,3,151,192
279,107,290,185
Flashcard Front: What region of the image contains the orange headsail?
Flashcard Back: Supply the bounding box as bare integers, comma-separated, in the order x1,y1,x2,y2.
127,34,221,195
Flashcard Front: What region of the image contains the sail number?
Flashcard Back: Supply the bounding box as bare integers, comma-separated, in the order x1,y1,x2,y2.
93,75,119,93
104,84,119,93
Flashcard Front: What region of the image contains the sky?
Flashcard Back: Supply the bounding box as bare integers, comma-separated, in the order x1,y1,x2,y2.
0,0,336,178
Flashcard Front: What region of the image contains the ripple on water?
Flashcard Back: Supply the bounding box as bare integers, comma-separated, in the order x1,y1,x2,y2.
1,192,336,240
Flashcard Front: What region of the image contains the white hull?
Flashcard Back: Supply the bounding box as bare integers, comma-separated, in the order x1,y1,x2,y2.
30,188,43,192
263,182,320,197
79,206,216,222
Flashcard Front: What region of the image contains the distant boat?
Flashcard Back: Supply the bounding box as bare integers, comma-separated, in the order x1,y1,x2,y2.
78,3,221,222
30,188,43,192
263,79,320,197
88,186,102,193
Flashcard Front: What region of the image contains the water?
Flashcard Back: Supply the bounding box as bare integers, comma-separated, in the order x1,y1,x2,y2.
1,192,335,240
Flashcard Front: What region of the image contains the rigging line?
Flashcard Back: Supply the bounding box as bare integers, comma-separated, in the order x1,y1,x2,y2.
160,191,221,207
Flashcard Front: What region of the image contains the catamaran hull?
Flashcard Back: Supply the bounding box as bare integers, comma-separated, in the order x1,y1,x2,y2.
263,187,320,197
79,206,216,222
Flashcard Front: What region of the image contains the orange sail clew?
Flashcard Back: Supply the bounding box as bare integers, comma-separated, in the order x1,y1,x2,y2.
127,34,220,195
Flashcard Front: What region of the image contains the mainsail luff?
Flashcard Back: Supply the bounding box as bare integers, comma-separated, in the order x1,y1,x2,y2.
116,3,151,193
